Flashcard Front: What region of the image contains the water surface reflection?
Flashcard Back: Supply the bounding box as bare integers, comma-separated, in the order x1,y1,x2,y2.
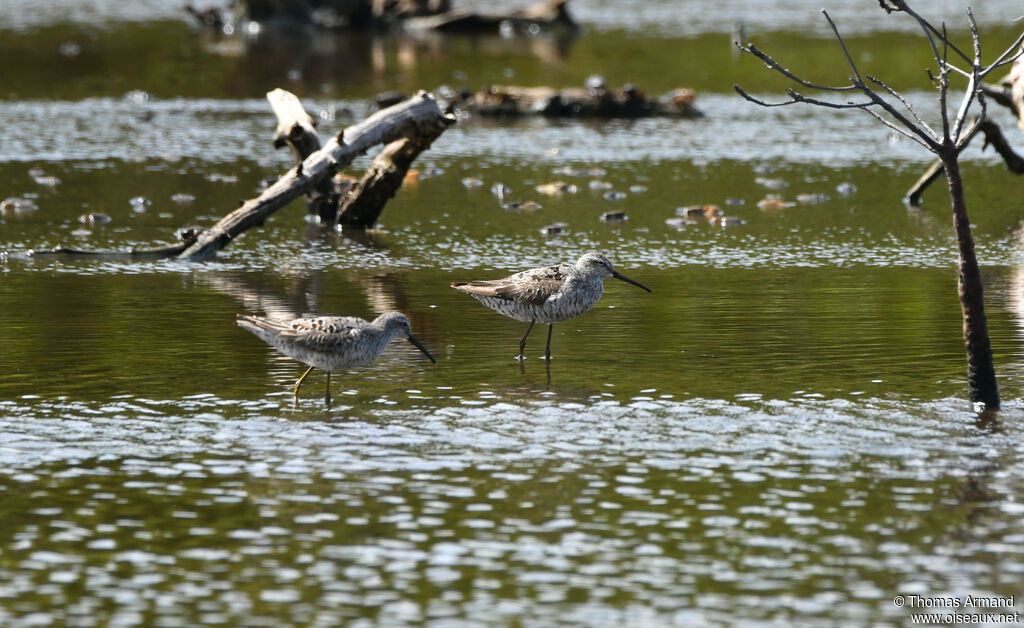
0,392,1020,625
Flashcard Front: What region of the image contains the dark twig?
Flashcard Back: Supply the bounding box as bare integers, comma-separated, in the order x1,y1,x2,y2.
866,73,936,138
734,42,857,92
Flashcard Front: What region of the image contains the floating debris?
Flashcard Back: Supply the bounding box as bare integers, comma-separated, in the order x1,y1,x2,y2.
171,192,196,204
603,190,627,201
125,90,151,105
677,205,705,218
585,74,607,92
129,195,151,213
58,41,81,57
78,212,111,225
461,176,484,188
755,176,789,190
32,173,61,187
676,204,720,219
757,196,794,211
836,182,857,196
601,210,627,222
589,180,613,190
1,197,38,214
491,183,511,203
541,222,568,236
796,193,831,204
553,166,607,177
450,83,703,118
711,215,746,227
506,200,542,211
536,181,578,195
28,167,58,186
174,226,205,242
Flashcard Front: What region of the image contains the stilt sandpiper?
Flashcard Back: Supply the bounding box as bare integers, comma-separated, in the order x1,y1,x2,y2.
451,251,651,359
237,311,435,403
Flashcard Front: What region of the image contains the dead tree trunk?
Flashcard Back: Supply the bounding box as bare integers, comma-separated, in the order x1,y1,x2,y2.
734,1,1021,411
906,117,1024,205
179,91,453,261
944,154,999,406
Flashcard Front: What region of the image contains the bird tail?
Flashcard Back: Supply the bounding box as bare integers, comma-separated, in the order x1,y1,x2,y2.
450,281,499,296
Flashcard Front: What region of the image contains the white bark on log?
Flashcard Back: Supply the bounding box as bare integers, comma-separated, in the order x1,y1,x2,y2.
267,88,321,161
178,91,453,261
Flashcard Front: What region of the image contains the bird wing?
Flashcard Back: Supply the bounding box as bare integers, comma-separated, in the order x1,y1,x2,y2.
280,316,367,351
451,264,568,306
238,315,366,351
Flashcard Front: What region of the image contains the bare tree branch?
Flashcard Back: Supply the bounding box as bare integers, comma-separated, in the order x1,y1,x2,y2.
978,33,1024,78
821,9,864,81
734,42,857,92
883,0,973,65
862,107,936,150
866,73,937,137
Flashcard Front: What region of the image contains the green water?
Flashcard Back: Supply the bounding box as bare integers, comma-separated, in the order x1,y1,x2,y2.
2,2,1024,626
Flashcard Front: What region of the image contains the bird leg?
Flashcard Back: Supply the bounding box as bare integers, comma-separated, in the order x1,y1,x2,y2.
294,365,315,400
518,321,535,360
544,324,554,360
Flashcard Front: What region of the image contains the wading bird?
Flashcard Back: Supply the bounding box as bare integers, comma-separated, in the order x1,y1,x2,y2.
237,311,435,404
451,251,651,360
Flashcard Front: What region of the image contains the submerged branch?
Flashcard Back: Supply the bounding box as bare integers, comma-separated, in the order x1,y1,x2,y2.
178,92,454,261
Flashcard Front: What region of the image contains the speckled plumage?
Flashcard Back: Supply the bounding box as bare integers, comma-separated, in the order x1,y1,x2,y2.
451,252,651,358
237,311,435,401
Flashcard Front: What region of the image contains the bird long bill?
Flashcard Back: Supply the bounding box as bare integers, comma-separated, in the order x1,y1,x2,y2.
612,271,652,293
407,335,437,364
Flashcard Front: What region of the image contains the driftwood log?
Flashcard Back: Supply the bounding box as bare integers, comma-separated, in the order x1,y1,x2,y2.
445,82,702,118
187,0,573,34
27,91,454,260
267,88,450,228
267,88,337,221
180,91,453,260
336,133,439,227
403,0,576,35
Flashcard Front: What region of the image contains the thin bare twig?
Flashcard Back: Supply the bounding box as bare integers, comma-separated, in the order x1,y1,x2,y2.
949,8,984,140
979,33,1024,78
866,73,937,138
734,42,857,92
821,10,863,82
862,107,936,150
884,0,973,65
